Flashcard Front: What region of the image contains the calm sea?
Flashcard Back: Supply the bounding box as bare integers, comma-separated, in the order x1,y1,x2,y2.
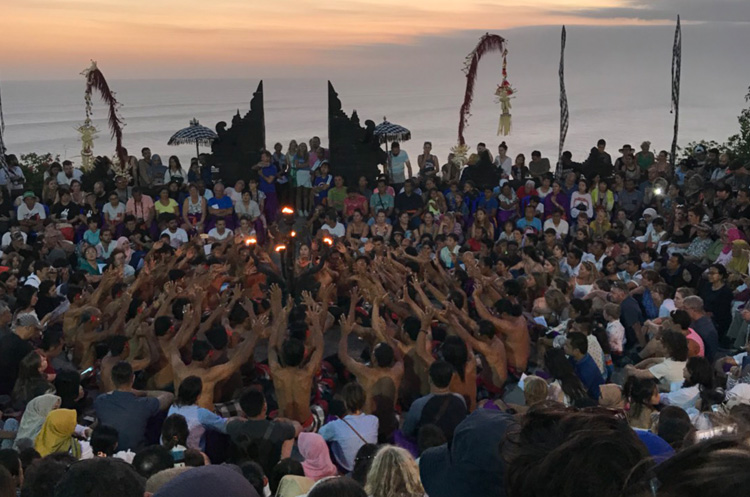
3,25,749,169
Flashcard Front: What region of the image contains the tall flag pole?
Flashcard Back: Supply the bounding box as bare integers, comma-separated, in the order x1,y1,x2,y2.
670,16,682,170
557,25,569,179
0,79,8,173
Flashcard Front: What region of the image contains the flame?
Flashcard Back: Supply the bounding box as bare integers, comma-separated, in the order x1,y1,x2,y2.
275,244,287,252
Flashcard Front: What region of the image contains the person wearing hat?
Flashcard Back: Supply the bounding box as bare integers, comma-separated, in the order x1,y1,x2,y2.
16,192,46,234
634,208,658,246
636,141,655,171
614,144,634,171
154,465,260,497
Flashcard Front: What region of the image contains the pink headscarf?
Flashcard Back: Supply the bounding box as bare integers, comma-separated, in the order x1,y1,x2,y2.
116,237,133,261
298,432,338,481
723,228,743,254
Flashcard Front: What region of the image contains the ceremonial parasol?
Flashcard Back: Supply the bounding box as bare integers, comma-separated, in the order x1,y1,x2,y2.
373,117,411,153
168,118,219,158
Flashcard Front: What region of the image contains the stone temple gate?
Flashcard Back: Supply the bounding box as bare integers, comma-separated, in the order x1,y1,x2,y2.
208,81,386,186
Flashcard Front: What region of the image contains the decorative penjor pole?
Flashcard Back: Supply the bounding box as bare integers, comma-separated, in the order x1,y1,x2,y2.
670,16,681,170
453,33,509,167
557,26,570,179
79,61,128,177
0,81,7,172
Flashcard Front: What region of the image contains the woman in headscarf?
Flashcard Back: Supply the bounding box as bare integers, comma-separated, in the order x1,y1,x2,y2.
115,236,143,271
298,432,338,481
276,475,315,497
727,239,750,276
34,409,82,458
13,394,61,450
709,225,742,265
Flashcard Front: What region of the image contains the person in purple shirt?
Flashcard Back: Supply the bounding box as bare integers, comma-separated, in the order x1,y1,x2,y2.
565,332,604,400
255,150,279,223
543,180,570,220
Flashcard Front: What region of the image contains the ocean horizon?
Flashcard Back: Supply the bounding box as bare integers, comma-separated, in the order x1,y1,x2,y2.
3,25,750,170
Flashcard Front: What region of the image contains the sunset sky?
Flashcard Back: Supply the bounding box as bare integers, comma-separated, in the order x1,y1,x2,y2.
3,0,731,80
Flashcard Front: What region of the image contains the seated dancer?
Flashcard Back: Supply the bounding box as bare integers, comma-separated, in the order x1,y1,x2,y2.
267,285,327,431
339,295,404,414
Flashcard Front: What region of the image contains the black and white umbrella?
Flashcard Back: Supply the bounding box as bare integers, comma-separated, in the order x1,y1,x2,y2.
168,118,219,158
373,117,411,144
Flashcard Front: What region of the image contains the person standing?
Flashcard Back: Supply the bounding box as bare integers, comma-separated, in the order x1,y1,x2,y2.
417,142,439,178
387,142,412,193
0,155,26,201
135,148,153,192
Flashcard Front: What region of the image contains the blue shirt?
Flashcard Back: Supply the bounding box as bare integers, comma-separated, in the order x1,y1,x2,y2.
477,196,499,213
516,217,542,232
167,404,228,451
208,195,233,212
573,354,604,400
319,414,378,472
260,164,278,194
313,174,333,203
94,391,160,451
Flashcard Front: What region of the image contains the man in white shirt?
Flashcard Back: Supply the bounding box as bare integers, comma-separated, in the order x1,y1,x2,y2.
207,218,233,244
56,160,84,186
24,260,51,288
542,210,569,237
560,247,583,278
161,216,188,249
17,192,46,233
320,210,345,239
581,241,607,271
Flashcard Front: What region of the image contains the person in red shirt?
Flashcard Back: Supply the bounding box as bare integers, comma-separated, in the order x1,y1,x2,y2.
343,188,368,219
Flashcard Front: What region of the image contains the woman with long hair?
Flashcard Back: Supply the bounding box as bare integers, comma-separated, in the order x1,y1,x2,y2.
182,183,207,234
295,142,311,216
660,356,712,410
285,140,299,204
365,446,424,497
167,376,229,451
12,351,54,410
571,261,599,298
41,177,59,206
545,348,589,407
165,156,187,187
161,413,189,462
468,207,494,243
370,210,392,242
623,376,660,430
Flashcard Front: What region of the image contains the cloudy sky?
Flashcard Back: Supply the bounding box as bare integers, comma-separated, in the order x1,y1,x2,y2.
2,0,747,80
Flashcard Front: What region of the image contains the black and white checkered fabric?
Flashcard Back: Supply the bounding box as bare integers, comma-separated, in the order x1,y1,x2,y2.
168,119,218,147
373,120,411,144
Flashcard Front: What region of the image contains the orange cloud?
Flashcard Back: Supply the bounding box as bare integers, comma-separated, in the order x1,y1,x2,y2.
1,0,664,79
